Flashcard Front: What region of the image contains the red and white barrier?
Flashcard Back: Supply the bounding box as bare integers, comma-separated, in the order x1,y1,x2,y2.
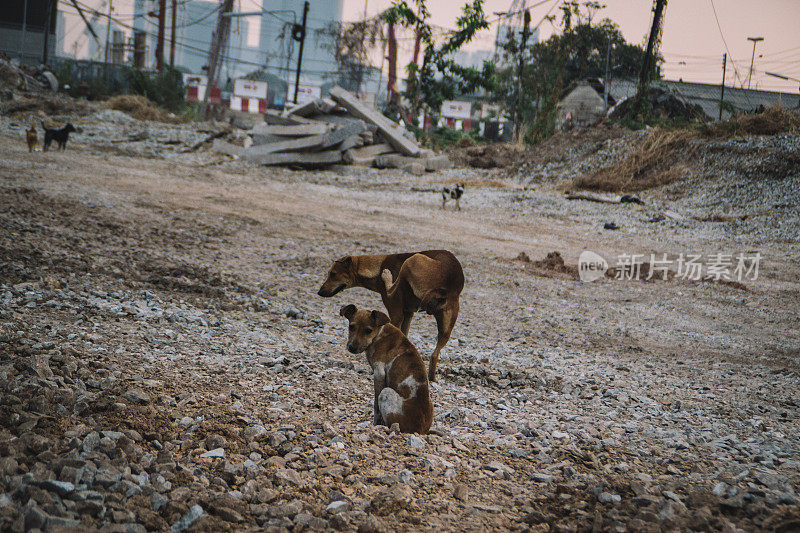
230,96,268,113
186,85,221,104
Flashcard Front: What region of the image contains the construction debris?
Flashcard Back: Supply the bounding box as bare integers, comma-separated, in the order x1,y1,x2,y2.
212,87,446,171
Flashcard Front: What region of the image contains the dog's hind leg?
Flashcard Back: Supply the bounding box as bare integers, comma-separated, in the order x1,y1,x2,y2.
429,298,459,382
378,387,403,426
399,311,414,336
382,254,442,300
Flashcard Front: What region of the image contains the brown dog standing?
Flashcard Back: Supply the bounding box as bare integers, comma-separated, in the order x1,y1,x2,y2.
26,122,38,152
339,304,432,434
319,250,463,382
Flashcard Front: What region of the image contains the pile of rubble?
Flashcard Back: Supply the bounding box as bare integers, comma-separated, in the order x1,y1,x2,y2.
0,53,58,97
609,87,709,122
213,86,451,173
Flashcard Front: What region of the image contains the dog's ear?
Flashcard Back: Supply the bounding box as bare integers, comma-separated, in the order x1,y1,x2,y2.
334,256,352,266
370,310,390,327
339,304,357,320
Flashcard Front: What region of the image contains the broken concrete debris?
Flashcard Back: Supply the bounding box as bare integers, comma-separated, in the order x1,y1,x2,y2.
213,86,448,171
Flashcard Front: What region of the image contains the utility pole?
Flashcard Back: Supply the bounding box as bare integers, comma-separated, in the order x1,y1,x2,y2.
515,9,531,141
155,0,166,71
719,53,726,120
20,0,28,60
746,36,763,89
170,0,177,69
202,0,235,114
639,0,667,89
292,1,310,104
603,37,611,111
104,0,113,63
42,0,56,64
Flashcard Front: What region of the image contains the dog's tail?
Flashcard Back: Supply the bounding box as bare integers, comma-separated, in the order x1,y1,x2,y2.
381,269,400,298
40,120,48,130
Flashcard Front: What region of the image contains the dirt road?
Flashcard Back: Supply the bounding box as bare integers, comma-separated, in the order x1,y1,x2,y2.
1,137,799,531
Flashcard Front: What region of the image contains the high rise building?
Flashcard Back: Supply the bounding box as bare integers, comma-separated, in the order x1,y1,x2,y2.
257,0,343,86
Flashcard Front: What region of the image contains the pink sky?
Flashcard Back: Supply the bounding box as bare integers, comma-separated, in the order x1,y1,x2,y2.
342,0,800,93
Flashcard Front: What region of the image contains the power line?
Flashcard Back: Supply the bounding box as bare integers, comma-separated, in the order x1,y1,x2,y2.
708,0,745,86
59,3,341,75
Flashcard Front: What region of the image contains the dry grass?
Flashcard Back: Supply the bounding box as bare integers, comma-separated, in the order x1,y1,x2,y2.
708,105,800,137
424,177,514,188
104,94,179,123
573,128,697,192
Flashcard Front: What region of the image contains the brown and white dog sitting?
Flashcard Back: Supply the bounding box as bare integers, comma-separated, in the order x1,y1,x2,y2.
339,304,432,434
319,250,464,382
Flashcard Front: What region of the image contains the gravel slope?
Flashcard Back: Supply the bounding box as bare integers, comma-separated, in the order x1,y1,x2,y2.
1,127,799,532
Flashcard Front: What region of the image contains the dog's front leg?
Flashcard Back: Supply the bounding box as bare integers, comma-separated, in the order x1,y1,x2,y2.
372,363,386,425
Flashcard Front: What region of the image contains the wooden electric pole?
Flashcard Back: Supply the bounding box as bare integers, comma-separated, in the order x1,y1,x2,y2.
514,9,531,141
104,0,113,63
155,0,166,71
170,0,177,69
202,0,235,114
719,53,726,120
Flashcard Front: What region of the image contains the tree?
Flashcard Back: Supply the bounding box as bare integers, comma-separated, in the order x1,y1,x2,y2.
316,17,384,97
492,2,660,142
382,0,494,123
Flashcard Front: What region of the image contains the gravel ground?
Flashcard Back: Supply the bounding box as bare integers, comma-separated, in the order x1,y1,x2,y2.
1,115,799,532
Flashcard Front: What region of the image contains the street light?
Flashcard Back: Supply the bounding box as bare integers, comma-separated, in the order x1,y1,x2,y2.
746,36,764,89
765,72,800,106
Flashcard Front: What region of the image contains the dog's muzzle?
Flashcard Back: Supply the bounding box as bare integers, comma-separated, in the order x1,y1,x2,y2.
318,283,345,297
347,344,359,354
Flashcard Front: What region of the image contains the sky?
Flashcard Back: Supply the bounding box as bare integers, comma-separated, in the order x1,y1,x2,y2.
341,0,800,93
56,0,800,93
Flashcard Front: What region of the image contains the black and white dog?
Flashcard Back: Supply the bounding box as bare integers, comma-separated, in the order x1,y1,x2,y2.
441,184,464,211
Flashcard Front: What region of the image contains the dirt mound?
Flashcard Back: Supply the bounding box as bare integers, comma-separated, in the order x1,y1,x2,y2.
707,105,800,136
573,128,698,192
448,143,525,168
450,125,630,170
610,87,709,121
104,94,179,123
0,94,91,117
515,251,578,279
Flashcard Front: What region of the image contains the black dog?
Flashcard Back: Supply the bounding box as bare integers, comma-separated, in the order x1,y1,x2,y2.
441,184,464,210
620,194,644,205
42,121,77,152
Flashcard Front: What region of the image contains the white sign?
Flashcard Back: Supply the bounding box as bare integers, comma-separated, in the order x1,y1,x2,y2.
233,79,268,100
441,100,472,120
287,84,322,105
183,73,207,87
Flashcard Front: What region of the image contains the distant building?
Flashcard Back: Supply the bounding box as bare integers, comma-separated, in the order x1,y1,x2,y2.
127,0,341,90
556,83,606,129
257,0,343,87
450,49,493,70
131,0,258,77
0,0,58,64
